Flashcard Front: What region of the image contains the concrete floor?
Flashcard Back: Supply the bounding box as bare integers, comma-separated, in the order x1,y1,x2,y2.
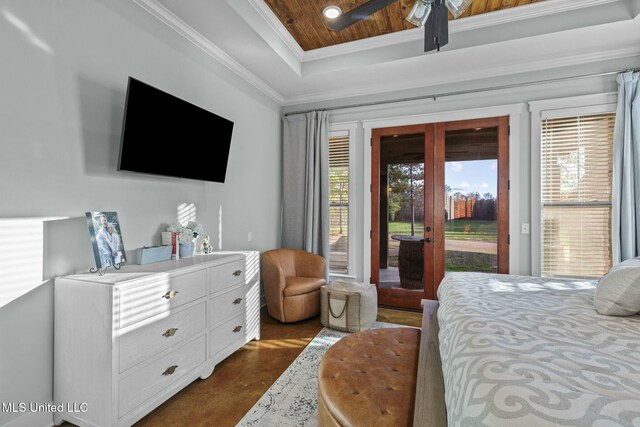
72,305,422,427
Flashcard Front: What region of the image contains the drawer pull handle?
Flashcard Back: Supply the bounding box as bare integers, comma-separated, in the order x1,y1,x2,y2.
162,290,179,299
233,326,242,333
162,365,178,376
162,328,179,338
233,270,242,276
233,298,243,305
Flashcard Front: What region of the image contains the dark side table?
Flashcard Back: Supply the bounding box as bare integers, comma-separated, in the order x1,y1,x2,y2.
390,235,424,290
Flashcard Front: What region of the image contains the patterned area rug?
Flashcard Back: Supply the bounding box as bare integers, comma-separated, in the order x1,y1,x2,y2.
236,321,405,427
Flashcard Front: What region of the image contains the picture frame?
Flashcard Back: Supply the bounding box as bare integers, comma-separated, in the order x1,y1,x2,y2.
85,211,126,270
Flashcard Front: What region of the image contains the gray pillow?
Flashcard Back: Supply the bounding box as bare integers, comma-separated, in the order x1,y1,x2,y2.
594,257,640,316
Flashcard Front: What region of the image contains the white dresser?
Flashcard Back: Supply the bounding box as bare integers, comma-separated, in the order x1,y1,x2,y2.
53,251,260,427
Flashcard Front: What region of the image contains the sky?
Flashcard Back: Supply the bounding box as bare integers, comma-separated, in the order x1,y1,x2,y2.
446,159,497,197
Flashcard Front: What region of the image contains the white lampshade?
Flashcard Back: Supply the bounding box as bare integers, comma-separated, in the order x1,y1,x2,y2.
445,0,473,18
405,0,432,27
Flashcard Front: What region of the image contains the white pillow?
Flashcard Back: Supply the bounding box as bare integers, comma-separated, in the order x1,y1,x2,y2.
594,257,640,316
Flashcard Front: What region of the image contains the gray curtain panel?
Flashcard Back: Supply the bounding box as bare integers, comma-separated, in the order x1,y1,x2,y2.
612,71,640,264
281,111,330,259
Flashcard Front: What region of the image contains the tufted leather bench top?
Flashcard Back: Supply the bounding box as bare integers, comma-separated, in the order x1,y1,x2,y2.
317,327,421,427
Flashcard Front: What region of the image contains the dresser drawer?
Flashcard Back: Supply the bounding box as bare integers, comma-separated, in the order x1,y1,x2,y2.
209,284,251,327
209,312,247,358
209,259,245,295
119,269,207,328
119,335,206,417
119,302,206,373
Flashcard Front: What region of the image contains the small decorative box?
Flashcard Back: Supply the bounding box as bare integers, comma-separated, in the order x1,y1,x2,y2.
136,245,173,265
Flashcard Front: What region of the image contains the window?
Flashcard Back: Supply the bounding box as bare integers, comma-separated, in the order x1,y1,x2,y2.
540,112,615,278
328,128,353,275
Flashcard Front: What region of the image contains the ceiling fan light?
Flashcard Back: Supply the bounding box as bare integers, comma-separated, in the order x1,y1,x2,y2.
405,0,432,27
445,0,473,18
323,6,342,19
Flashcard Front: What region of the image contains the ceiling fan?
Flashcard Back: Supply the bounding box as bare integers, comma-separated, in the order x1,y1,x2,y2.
325,0,473,52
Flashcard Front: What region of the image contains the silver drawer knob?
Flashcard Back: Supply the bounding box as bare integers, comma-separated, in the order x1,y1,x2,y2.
162,365,178,376
162,328,179,338
233,270,242,276
233,326,242,333
162,290,179,299
233,298,243,305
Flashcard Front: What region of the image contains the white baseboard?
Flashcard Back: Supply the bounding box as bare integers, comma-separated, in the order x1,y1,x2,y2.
2,410,53,427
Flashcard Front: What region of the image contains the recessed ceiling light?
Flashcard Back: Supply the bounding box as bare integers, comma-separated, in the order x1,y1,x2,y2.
323,6,342,19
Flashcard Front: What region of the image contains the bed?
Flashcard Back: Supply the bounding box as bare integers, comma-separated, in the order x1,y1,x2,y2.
414,272,640,427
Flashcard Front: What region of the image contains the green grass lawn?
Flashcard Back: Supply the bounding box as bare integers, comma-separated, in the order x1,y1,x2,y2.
388,219,497,242
387,252,497,272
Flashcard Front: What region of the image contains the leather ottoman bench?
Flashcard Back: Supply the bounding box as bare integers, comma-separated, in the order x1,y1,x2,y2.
317,327,421,427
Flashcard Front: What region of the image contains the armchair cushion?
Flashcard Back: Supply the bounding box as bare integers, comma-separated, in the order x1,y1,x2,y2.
284,277,326,297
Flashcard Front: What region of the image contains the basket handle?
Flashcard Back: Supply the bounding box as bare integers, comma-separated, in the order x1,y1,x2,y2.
327,292,349,319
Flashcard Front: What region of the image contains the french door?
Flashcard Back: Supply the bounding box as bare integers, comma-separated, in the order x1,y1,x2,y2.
372,116,509,310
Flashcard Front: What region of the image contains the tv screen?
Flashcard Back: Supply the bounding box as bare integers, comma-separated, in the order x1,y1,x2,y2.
118,77,234,183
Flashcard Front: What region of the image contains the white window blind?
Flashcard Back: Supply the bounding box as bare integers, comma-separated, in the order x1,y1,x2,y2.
329,134,349,273
541,112,615,278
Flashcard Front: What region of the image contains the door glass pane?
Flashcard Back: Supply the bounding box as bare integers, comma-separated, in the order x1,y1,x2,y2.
379,133,425,290
444,127,498,273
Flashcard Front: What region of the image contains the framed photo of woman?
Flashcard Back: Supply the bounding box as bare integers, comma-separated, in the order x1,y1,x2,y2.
85,211,126,269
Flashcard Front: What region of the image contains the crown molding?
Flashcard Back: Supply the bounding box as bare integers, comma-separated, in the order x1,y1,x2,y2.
283,45,640,106
132,0,285,104
246,0,304,62
301,0,625,62
302,27,423,62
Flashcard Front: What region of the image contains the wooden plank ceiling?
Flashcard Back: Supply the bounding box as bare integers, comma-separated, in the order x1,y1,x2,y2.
264,0,543,51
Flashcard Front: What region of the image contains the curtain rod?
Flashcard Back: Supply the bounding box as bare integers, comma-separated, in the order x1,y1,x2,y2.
283,67,639,117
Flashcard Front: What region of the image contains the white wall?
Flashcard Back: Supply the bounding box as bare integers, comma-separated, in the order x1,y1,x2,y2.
0,0,281,425
284,59,640,282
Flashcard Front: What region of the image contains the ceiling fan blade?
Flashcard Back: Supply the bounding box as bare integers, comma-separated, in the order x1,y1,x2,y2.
327,0,397,31
424,1,448,52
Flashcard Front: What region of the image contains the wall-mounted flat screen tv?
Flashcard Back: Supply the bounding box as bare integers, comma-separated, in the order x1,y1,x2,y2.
118,77,234,183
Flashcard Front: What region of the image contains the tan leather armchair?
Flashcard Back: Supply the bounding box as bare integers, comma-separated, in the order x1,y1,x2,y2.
261,249,327,323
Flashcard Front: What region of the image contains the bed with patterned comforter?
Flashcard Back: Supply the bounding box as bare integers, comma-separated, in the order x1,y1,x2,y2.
437,272,640,427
